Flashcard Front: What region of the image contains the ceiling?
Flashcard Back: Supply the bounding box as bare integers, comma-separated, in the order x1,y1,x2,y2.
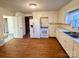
0,0,72,13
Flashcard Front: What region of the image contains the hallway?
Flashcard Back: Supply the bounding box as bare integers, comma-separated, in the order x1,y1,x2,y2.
0,38,69,58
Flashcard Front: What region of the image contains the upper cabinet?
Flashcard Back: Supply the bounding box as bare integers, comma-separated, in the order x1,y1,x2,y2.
33,11,58,24
40,17,48,28
48,12,58,24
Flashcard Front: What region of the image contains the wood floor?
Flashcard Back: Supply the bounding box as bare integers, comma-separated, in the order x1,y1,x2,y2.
0,37,69,58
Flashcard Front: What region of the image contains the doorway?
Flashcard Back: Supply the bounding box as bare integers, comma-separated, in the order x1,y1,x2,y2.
24,16,33,37
25,17,30,37
3,18,9,34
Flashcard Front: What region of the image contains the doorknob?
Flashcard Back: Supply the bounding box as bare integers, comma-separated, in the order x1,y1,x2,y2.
31,25,33,28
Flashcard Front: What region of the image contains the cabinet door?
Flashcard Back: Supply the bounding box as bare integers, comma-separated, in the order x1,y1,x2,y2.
66,38,73,58
56,29,63,45
63,34,73,58
56,29,73,57
61,33,67,50
49,25,56,37
73,42,79,58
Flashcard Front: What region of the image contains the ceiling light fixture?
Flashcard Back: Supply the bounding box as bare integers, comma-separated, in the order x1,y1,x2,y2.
29,3,37,8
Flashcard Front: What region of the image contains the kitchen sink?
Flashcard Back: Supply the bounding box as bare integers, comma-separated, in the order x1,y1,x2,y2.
64,32,79,39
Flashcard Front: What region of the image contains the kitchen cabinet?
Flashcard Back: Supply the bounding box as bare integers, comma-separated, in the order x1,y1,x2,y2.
73,42,79,58
61,32,74,57
56,29,63,46
63,33,73,57
49,25,56,37
56,28,74,57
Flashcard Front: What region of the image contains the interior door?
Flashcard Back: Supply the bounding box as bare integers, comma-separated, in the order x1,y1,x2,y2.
29,19,34,38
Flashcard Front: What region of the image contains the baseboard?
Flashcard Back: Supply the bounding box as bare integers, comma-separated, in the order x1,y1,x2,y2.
49,37,56,38
30,37,56,39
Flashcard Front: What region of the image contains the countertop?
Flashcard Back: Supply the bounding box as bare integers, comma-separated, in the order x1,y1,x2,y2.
59,28,79,44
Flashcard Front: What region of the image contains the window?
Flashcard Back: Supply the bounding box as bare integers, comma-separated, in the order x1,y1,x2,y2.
66,9,79,30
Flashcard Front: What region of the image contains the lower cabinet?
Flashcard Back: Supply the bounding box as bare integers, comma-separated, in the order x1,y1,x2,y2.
56,29,79,58
62,33,74,57
73,42,79,58
56,29,63,45
56,29,73,58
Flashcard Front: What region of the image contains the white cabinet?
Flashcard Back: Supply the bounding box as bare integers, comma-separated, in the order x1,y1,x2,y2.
56,29,73,57
73,42,79,58
56,29,63,45
49,25,56,37
63,33,73,57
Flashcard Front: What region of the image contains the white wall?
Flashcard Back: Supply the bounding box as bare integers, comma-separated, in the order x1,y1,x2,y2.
15,12,25,38
24,13,33,16
3,16,19,38
7,16,15,35
0,7,14,38
32,11,58,37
